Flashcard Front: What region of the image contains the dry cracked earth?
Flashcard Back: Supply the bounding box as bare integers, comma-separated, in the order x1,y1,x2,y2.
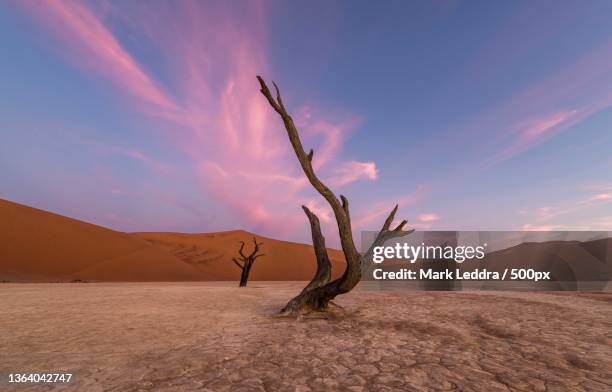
1,283,610,391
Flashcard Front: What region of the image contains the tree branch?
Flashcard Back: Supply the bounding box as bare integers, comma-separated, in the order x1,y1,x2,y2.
238,241,247,259
232,257,244,270
247,237,263,259
340,194,350,227
361,205,415,268
301,205,332,292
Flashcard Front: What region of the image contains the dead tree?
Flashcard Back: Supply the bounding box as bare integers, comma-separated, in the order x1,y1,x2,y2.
233,237,264,287
257,76,414,315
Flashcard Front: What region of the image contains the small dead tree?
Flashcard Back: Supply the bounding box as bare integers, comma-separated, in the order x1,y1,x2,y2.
233,237,264,287
257,76,414,315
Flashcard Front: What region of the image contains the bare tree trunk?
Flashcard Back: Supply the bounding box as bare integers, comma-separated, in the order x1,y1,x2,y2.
257,76,413,315
239,260,252,287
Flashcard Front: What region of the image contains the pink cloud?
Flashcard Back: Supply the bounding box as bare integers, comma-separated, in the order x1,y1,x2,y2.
21,1,384,242
521,224,566,231
585,192,612,203
22,0,178,117
480,38,612,166
520,188,612,230
304,199,333,224
427,38,612,173
352,185,427,231
520,110,578,140
329,160,378,187
488,108,581,165
589,216,612,229
83,140,173,175
535,206,559,219
124,150,172,175
418,213,440,222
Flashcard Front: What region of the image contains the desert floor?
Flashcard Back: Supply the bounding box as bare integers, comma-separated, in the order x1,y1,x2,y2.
1,283,610,392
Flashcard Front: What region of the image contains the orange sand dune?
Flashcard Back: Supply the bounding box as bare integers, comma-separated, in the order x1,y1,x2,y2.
0,199,203,282
0,198,345,282
133,231,346,281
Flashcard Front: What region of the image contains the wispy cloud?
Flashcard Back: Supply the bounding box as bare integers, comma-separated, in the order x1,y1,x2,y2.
585,192,612,203
487,108,581,165
22,0,178,117
521,223,568,231
418,213,440,223
520,110,578,140
21,0,383,241
83,140,173,175
433,37,612,172
329,160,378,187
352,185,427,231
520,185,612,230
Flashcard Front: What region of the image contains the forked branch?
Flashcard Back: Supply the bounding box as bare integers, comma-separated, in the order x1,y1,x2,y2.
362,205,415,268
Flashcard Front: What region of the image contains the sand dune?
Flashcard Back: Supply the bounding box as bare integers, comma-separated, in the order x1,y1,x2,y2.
0,199,203,282
133,231,346,281
0,199,345,282
477,238,612,290
71,246,204,282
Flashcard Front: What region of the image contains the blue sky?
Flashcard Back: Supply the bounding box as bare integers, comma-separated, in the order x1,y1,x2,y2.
1,0,611,244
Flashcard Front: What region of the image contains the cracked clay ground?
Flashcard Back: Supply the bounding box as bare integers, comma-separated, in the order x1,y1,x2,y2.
1,283,610,391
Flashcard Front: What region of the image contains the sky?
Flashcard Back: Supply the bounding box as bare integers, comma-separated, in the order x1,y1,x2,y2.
1,0,611,246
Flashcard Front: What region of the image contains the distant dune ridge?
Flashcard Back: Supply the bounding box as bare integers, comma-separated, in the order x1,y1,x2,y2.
2,198,610,285
478,238,612,289
0,199,345,282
